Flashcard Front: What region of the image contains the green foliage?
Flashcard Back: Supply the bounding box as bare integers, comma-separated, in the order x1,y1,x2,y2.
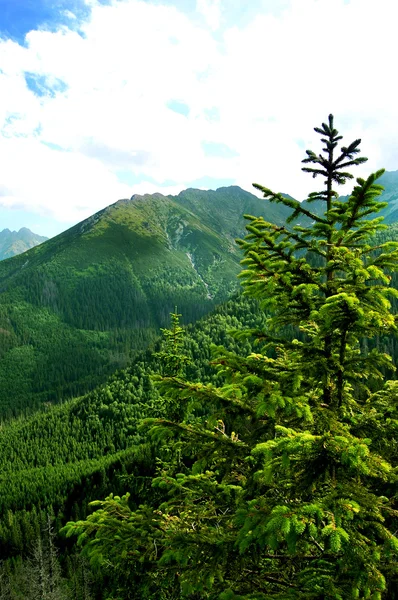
67,116,398,599
0,293,266,598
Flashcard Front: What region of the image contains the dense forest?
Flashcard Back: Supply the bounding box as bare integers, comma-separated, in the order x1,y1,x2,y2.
0,117,397,599
0,295,265,598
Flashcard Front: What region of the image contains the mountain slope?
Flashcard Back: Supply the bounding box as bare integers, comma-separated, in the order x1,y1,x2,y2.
376,170,398,223
0,186,290,416
0,228,47,260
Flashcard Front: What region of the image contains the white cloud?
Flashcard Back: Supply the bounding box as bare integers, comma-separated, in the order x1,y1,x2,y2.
0,137,132,222
196,0,222,30
63,10,78,20
1,0,398,230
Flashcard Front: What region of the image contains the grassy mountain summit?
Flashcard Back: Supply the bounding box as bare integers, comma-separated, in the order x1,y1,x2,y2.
0,227,47,260
0,186,290,416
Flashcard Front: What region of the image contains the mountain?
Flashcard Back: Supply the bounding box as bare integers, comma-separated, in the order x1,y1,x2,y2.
0,186,291,417
0,227,47,260
1,169,397,418
376,170,398,223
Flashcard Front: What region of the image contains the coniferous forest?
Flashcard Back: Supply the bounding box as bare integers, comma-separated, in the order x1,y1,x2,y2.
0,116,397,599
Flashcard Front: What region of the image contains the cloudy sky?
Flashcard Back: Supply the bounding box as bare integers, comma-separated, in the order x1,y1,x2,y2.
0,0,397,237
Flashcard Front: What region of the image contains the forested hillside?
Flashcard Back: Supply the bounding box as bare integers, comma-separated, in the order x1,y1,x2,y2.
372,170,398,223
0,187,290,417
0,294,265,597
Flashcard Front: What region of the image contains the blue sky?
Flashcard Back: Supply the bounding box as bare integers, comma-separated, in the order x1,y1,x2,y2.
0,0,397,237
0,0,90,42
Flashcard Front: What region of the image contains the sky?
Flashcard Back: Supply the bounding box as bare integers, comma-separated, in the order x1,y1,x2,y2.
1,0,398,237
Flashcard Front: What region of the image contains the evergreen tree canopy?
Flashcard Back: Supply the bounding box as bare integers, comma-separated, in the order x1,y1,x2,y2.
63,115,398,600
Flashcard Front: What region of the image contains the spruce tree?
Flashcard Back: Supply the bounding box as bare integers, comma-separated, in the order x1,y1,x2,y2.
154,308,190,378
64,116,398,599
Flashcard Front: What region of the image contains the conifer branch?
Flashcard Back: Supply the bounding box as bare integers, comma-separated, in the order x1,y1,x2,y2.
252,185,328,224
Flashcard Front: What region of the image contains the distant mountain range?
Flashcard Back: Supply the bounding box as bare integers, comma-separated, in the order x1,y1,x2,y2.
0,228,47,260
0,170,397,417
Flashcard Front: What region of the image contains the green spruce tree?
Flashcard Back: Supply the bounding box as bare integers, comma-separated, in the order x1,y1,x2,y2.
154,308,190,378
63,116,398,599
